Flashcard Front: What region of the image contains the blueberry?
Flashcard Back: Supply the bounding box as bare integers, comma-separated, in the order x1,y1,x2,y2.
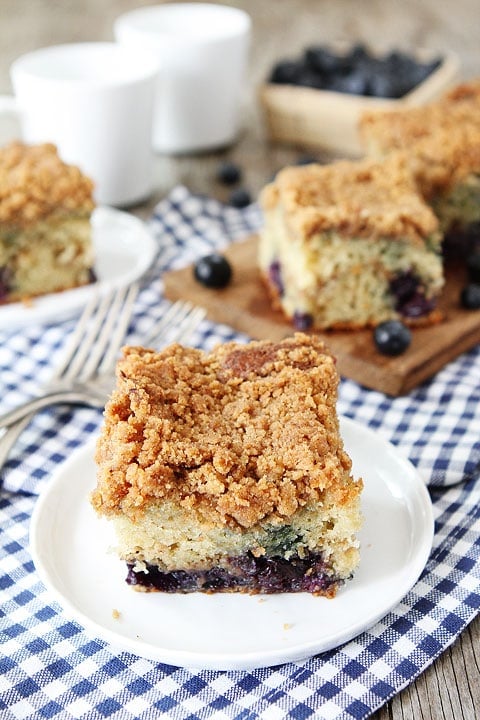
194,253,232,289
268,260,284,296
346,43,370,68
399,292,436,319
295,68,325,90
295,153,318,166
304,46,344,75
216,160,242,186
467,252,480,284
374,320,412,356
367,71,398,99
332,69,370,96
293,311,313,330
460,284,480,310
389,272,435,318
228,188,251,208
390,271,419,305
269,60,301,84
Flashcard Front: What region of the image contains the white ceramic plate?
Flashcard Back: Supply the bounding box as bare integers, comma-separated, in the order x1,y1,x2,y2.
30,417,434,671
0,207,157,331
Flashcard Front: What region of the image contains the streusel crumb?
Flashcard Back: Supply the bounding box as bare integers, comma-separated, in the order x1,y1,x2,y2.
93,334,354,530
0,141,95,228
261,154,438,244
359,78,480,197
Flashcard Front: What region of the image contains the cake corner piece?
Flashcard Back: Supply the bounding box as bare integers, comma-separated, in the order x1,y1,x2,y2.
258,154,444,330
0,140,96,304
91,334,363,597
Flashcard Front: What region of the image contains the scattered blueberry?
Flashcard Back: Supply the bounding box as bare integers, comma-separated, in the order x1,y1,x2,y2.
460,284,480,310
229,188,251,208
216,160,242,186
466,252,480,284
374,320,412,356
194,253,232,289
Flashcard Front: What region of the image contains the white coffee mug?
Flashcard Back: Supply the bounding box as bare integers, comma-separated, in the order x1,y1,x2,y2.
114,3,251,154
0,42,159,207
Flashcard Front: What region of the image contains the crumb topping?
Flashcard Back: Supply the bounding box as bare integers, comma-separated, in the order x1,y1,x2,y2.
407,125,480,198
92,334,356,530
0,141,95,228
260,154,438,243
359,78,480,196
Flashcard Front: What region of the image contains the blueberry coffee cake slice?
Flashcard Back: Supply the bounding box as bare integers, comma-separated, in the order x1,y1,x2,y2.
91,334,363,596
259,154,444,329
0,141,95,304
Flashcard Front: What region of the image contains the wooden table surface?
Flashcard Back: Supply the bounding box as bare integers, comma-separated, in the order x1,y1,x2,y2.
1,1,479,717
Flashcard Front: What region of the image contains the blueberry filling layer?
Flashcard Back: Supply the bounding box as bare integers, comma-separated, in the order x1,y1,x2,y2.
389,271,436,318
126,551,341,594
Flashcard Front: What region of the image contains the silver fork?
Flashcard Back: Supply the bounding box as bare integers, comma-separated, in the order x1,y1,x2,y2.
0,299,206,467
0,283,140,428
0,283,139,465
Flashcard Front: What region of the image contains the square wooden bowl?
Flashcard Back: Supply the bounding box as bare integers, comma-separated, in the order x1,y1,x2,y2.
260,48,460,157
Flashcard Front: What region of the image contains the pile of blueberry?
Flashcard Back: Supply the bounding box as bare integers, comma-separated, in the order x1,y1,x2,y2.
268,44,442,99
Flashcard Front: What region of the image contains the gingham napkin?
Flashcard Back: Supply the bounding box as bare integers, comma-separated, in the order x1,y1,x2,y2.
1,186,479,720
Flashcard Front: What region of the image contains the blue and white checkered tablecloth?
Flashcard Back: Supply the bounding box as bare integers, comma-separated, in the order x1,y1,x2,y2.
1,186,480,720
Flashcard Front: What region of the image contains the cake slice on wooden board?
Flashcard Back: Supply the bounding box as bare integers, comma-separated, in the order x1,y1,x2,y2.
258,154,444,330
359,79,480,243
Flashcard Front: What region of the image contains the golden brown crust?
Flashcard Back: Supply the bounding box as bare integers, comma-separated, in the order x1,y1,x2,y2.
359,78,480,197
0,141,95,228
259,154,439,244
406,126,480,198
92,334,357,530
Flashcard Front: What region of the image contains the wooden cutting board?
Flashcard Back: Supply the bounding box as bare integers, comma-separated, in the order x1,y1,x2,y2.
163,235,480,396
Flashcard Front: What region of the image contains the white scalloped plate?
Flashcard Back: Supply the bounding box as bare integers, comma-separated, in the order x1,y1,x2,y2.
0,207,157,330
30,417,434,671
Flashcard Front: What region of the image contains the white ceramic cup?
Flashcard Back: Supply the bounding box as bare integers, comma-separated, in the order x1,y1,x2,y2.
0,42,159,207
114,3,251,154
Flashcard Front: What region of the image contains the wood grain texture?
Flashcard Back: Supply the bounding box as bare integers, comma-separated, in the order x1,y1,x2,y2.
164,235,480,396
1,1,479,717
